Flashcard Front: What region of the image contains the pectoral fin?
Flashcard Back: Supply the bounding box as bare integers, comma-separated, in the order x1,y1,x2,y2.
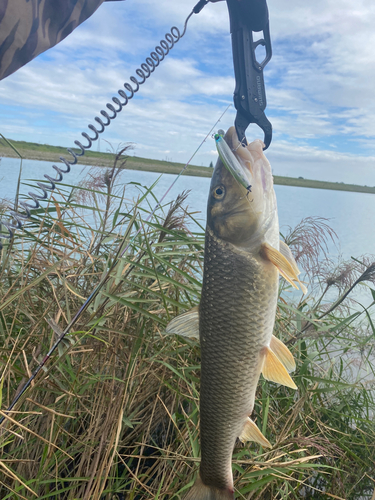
270,335,296,373
239,417,272,448
165,306,199,339
262,346,297,389
279,240,301,276
261,242,307,294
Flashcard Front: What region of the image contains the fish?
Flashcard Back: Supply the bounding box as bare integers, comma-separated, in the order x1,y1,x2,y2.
165,127,306,499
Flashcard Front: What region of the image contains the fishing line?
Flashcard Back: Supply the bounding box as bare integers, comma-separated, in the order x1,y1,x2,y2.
0,0,210,249
0,104,231,426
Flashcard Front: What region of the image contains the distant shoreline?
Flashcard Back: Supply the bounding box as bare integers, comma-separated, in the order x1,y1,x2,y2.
1,138,375,195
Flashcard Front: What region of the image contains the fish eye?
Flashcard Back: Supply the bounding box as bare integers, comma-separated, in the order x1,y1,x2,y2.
213,185,225,199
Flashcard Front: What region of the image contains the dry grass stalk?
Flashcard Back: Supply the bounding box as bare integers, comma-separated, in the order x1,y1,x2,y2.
0,161,374,499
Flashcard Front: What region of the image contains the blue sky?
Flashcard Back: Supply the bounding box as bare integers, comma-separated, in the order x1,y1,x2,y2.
1,0,375,185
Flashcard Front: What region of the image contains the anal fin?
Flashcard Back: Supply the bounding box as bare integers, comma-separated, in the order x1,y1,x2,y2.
262,347,297,389
239,417,272,449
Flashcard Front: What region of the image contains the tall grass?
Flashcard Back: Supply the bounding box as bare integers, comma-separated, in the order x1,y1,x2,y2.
0,151,374,499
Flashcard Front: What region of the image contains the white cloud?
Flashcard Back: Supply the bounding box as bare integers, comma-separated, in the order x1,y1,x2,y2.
267,140,375,185
1,0,375,186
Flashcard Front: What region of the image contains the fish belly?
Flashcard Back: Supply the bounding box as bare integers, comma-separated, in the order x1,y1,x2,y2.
199,229,278,489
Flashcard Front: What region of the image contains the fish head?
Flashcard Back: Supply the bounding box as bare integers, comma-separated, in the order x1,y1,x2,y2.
207,126,279,249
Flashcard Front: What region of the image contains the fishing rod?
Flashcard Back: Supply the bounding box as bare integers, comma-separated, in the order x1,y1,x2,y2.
0,0,208,425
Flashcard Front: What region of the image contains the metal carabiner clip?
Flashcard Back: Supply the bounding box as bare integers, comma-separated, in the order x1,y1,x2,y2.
226,0,273,149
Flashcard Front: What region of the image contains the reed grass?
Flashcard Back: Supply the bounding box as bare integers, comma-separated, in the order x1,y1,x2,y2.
0,151,374,499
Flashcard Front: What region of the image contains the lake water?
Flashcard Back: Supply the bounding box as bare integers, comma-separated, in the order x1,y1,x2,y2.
1,156,374,261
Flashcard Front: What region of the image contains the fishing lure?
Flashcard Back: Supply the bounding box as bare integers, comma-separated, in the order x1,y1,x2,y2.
215,130,252,193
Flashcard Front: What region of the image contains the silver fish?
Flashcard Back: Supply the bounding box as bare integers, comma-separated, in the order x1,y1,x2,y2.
166,127,305,499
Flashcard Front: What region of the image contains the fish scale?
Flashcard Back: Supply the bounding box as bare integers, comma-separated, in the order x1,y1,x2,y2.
199,228,278,491
166,127,302,499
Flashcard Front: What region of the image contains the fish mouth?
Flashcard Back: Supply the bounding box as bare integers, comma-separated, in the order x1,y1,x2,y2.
234,140,274,197
210,128,278,248
217,127,276,212
216,127,273,196
229,129,278,234
223,128,271,184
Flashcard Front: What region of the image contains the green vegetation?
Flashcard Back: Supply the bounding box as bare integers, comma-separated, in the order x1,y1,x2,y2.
1,137,374,193
0,136,208,177
0,152,375,499
275,175,375,194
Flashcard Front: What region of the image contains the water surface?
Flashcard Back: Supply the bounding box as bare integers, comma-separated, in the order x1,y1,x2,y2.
1,156,374,261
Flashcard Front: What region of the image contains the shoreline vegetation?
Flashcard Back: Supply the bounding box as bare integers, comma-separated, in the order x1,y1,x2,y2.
1,137,375,195
0,153,374,499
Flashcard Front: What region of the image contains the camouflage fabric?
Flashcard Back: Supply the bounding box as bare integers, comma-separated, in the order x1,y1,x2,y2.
0,0,124,81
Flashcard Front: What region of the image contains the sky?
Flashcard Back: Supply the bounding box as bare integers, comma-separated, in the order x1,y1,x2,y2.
1,0,375,185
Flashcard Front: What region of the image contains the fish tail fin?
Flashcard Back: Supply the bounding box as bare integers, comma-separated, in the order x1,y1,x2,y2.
183,475,234,500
